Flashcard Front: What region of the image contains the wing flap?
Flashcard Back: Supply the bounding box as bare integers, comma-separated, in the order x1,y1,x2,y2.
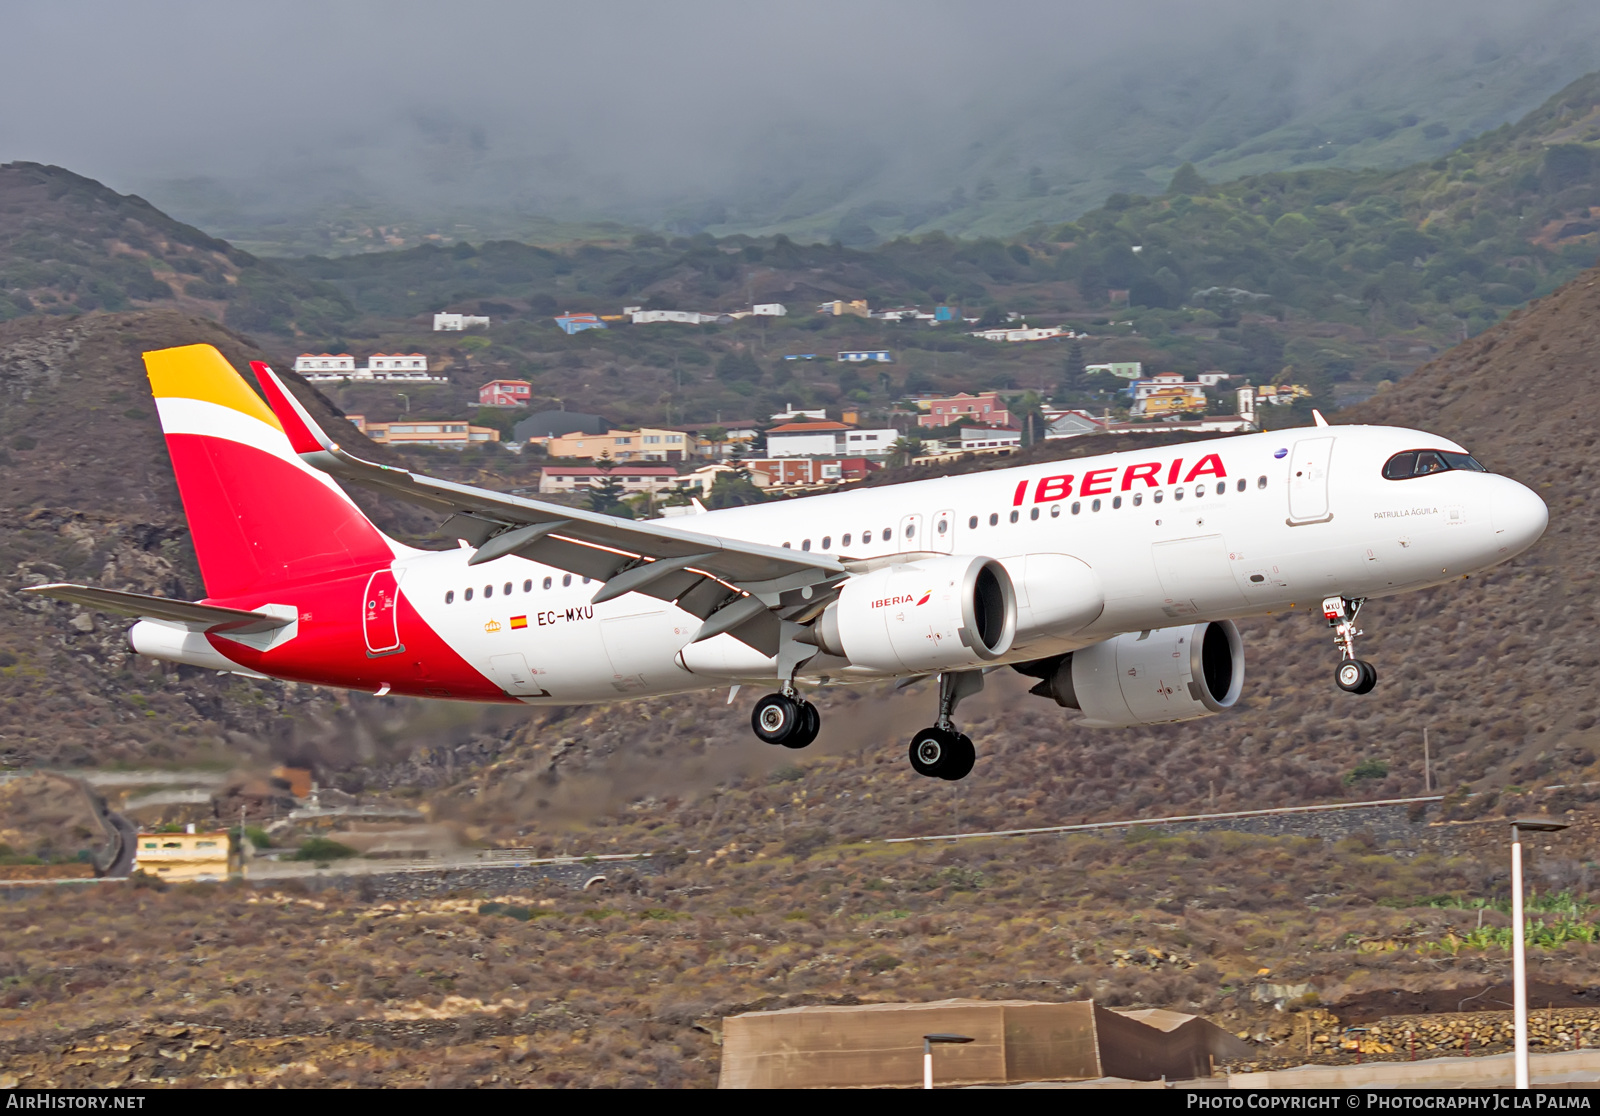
22,583,292,634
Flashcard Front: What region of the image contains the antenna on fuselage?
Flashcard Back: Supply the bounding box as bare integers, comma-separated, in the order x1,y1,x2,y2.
1312,409,1330,427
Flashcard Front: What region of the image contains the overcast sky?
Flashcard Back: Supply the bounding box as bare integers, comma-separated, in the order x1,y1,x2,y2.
3,1,1598,231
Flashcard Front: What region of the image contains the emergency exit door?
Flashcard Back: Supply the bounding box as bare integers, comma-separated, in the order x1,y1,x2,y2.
362,568,404,656
1287,436,1335,524
896,512,924,552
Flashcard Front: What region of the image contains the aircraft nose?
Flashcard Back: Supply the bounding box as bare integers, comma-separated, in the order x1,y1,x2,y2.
1491,477,1548,559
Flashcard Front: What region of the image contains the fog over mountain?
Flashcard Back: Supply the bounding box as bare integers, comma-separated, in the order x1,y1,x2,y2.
4,0,1600,250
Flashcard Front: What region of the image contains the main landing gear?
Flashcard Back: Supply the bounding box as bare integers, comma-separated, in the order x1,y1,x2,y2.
751,688,820,749
1323,595,1378,695
907,671,980,781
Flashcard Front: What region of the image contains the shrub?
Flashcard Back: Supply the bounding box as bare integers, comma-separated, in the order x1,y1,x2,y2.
1344,758,1390,784
291,837,357,861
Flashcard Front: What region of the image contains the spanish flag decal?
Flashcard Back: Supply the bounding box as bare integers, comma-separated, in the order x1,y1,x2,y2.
510,615,528,630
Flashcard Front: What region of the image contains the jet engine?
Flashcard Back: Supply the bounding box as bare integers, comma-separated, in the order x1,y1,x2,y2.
814,555,1016,673
1022,620,1244,727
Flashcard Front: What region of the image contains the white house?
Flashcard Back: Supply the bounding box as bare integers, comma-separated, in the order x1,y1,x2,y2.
294,353,356,375
970,325,1070,343
632,310,712,325
836,350,893,363
959,427,1022,450
434,312,491,331
842,429,897,456
766,421,898,458
752,303,788,317
1197,371,1232,387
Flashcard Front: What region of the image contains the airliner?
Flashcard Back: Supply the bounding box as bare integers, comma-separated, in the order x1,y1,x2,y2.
25,345,1548,781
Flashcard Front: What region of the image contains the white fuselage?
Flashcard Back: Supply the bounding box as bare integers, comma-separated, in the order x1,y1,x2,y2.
394,424,1547,703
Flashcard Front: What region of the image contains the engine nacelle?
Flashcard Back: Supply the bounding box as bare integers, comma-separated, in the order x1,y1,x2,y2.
816,555,1017,673
1029,620,1243,727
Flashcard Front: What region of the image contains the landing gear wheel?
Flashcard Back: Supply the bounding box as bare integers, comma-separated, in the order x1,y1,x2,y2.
781,701,821,750
1336,660,1377,694
752,693,802,745
939,733,976,781
909,727,976,780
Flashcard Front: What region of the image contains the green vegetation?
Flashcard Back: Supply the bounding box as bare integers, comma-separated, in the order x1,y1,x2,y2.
290,836,357,862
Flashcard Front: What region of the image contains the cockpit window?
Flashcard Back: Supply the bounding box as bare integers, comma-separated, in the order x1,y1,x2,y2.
1383,449,1489,480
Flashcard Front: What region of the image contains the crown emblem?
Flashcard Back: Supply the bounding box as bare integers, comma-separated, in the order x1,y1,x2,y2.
484,620,502,633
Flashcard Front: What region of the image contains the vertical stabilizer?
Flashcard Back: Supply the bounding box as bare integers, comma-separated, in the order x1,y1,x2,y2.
144,344,398,599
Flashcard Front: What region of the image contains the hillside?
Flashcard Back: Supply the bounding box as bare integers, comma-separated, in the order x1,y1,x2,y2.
0,163,352,335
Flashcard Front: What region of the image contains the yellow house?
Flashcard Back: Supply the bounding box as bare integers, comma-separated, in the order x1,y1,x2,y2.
817,300,870,318
1137,386,1207,416
135,829,236,881
547,427,689,462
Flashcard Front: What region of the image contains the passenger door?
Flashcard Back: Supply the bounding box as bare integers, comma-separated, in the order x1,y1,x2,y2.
362,568,404,657
896,512,924,552
1287,436,1335,524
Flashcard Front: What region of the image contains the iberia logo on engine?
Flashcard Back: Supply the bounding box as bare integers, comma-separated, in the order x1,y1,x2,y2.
872,590,933,609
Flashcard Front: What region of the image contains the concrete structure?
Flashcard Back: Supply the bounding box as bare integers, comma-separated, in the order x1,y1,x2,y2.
294,353,356,375
367,354,428,375
955,426,1022,451
1086,361,1143,380
769,405,827,422
917,391,1016,430
680,462,772,495
1044,409,1109,440
554,312,607,334
434,312,490,331
751,303,788,316
546,427,689,463
719,999,1248,1088
478,379,532,407
134,827,234,882
537,465,681,496
350,416,501,449
766,421,899,458
836,350,893,363
1231,1049,1600,1090
744,457,879,488
1197,371,1232,387
677,421,762,459
970,324,1070,343
631,309,714,325
817,299,870,318
781,354,820,361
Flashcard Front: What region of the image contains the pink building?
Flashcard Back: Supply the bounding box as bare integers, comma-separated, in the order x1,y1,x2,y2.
917,391,1016,429
479,379,532,407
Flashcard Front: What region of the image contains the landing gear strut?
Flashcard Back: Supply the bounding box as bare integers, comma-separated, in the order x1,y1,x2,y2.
907,671,980,780
1323,595,1377,695
751,690,820,749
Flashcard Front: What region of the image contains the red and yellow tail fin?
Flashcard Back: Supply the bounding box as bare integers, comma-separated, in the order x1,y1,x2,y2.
144,344,398,600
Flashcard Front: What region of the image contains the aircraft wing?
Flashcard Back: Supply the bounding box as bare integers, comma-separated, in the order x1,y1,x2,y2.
252,363,845,652
21,583,293,634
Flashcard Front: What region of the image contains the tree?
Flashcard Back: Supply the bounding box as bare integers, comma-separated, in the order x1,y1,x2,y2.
705,459,766,509
888,436,924,467
975,305,1008,329
1166,163,1208,196
1008,392,1047,446
587,452,633,518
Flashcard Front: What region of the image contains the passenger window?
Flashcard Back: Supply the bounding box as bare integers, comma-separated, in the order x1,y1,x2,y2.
968,516,978,530
1132,493,1143,507
989,513,999,526
543,577,552,590
562,574,572,587
802,539,811,551
1174,488,1184,501
1071,501,1081,515
1050,504,1060,518
882,528,892,542
1009,510,1019,523
1195,485,1205,499
842,533,852,547
504,582,513,595
822,536,832,549
464,587,474,601
523,579,532,592
1257,476,1267,489
484,584,493,598
1091,498,1101,512
1112,495,1122,509
783,542,791,548
1216,481,1225,495
445,590,455,604
1029,507,1040,520
583,577,590,584
1154,491,1164,504
1236,478,1246,492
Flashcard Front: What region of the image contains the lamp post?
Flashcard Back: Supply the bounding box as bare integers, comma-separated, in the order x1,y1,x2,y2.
1510,817,1569,1089
397,393,409,414
922,1033,972,1089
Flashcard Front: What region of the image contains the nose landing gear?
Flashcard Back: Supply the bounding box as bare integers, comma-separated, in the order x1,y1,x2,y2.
751,689,821,749
1324,595,1378,694
907,671,981,780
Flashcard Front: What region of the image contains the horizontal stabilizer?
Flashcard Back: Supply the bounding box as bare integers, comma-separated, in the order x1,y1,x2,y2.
22,583,293,634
